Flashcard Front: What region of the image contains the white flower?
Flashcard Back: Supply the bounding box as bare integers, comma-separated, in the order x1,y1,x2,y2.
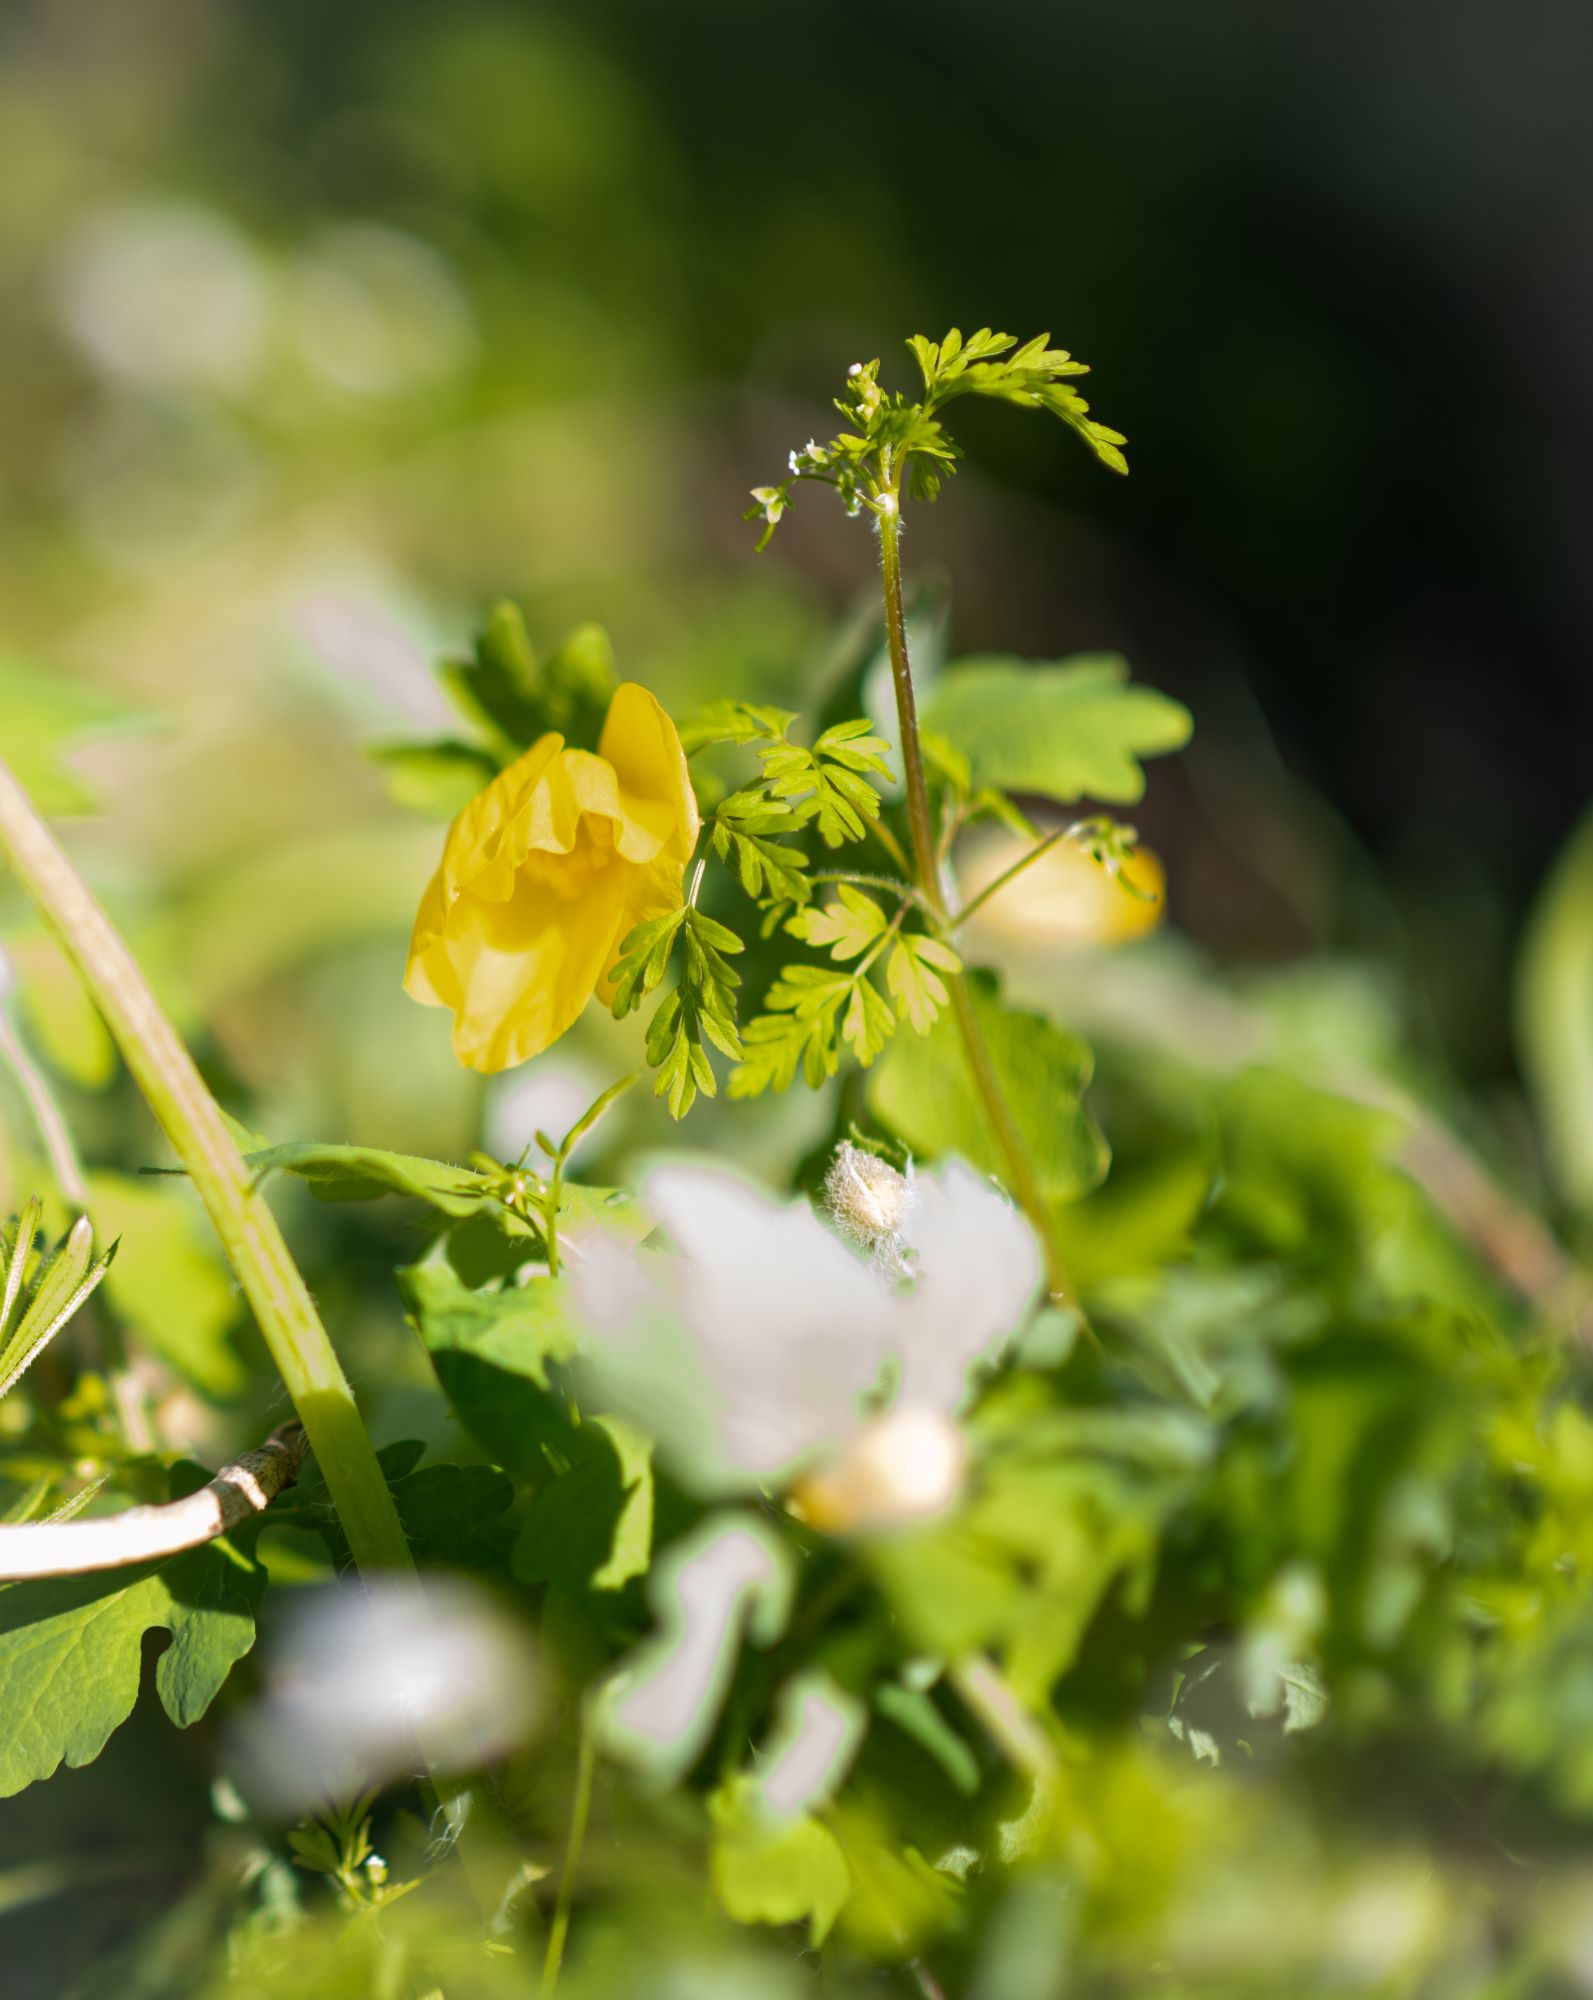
568,1153,1042,1509
231,1576,541,1814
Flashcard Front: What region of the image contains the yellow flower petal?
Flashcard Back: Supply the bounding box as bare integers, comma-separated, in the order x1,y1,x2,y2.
404,680,699,1072
600,681,700,863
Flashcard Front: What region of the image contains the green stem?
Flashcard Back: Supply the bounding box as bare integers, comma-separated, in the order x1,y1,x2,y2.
0,1005,88,1207
952,824,1076,930
876,478,1081,1306
876,486,942,919
0,755,413,1578
542,1711,596,1994
810,868,925,911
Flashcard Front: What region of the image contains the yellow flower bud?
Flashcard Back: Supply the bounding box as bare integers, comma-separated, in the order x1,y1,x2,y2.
404,683,698,1072
792,1409,968,1536
961,830,1164,947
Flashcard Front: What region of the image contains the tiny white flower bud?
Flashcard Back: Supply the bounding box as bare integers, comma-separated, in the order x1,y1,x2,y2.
824,1142,911,1260
793,1409,968,1535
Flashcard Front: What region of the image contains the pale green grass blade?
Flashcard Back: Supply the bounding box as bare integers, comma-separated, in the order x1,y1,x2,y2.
0,1229,116,1400
0,1195,41,1342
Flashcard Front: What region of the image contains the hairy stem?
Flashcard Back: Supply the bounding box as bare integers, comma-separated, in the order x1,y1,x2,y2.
0,756,414,1579
876,482,1080,1304
876,491,942,916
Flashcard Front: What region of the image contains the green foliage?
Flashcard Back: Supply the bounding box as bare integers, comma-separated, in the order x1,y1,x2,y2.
369,603,619,811
787,883,889,962
871,1395,1209,1705
305,1450,517,1574
709,1777,850,1945
241,1140,500,1216
925,654,1193,805
729,890,962,1099
0,1501,266,1796
15,314,1593,2000
920,329,1129,466
438,602,616,760
748,328,1126,546
1517,802,1593,1211
0,1199,115,1401
400,1257,577,1476
612,904,745,1118
401,1254,654,1591
365,739,497,821
866,971,1109,1203
758,719,894,848
709,791,812,912
886,931,962,1033
81,1172,247,1399
513,1412,653,1592
287,1788,420,1912
732,962,895,1096
615,701,901,1116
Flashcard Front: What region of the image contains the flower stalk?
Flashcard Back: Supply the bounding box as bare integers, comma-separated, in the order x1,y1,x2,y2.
0,754,415,1581
875,467,1080,1304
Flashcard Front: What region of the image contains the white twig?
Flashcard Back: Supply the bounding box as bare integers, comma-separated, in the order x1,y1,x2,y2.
0,1422,307,1580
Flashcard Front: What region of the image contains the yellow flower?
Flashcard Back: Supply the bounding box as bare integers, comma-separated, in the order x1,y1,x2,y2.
959,829,1164,947
404,683,699,1072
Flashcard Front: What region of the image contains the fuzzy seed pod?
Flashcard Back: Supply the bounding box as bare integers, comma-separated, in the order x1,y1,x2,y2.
824,1142,912,1264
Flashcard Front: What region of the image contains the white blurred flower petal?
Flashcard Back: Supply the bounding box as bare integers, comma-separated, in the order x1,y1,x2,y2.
231,1576,540,1815
573,1164,899,1489
485,1054,607,1166
600,1517,792,1785
756,1673,867,1820
572,1155,1041,1505
895,1161,1043,1413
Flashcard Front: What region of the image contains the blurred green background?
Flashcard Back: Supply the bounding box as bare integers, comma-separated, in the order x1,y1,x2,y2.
7,0,1593,1080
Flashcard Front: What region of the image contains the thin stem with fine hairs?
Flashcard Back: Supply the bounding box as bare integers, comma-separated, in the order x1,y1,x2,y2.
875,467,1081,1305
